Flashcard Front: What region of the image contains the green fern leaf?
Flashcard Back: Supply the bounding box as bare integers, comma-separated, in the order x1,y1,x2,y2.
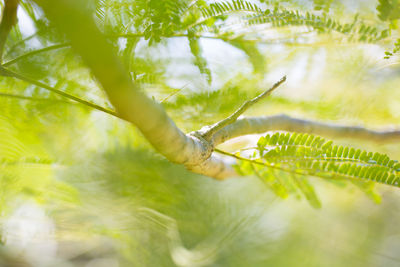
255,132,400,188
228,39,266,74
234,132,400,206
188,33,212,84
377,0,400,21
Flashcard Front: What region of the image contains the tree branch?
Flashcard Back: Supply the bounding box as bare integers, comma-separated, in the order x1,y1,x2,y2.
0,0,19,62
200,76,286,141
25,0,400,182
0,69,235,179
212,114,400,145
32,0,234,179
2,43,70,66
0,91,71,102
0,67,119,117
3,31,38,57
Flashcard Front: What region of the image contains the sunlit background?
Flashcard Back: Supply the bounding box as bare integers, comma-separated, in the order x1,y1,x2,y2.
0,0,400,266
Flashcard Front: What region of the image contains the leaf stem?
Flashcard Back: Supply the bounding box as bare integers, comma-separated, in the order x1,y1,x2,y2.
0,67,119,118
213,148,398,187
3,43,70,67
0,91,71,102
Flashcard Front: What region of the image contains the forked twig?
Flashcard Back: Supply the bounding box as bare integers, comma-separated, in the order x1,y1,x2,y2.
201,75,286,141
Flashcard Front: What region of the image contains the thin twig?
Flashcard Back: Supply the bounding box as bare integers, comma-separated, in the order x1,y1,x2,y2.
4,31,38,57
3,43,70,66
0,0,19,62
116,33,259,43
160,83,189,103
160,89,182,103
0,67,119,117
201,76,286,140
0,91,72,103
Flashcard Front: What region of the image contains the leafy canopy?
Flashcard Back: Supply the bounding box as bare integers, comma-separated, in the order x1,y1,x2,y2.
1,0,400,211
0,0,400,265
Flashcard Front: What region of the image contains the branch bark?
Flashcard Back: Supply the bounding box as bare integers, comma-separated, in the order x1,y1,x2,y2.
0,0,19,62
212,114,400,145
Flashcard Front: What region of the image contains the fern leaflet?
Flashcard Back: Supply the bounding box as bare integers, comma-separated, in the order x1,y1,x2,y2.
229,132,400,207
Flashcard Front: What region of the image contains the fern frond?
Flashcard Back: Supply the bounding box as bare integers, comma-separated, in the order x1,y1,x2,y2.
246,10,387,43
254,132,400,187
235,148,322,208
351,181,382,204
227,39,266,74
384,38,400,59
230,132,400,207
187,0,262,30
313,0,333,13
189,1,389,44
188,33,212,84
199,0,262,18
291,173,321,208
96,0,190,43
377,0,400,21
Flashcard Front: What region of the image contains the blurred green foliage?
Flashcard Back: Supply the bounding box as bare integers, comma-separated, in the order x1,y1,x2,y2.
0,0,399,266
